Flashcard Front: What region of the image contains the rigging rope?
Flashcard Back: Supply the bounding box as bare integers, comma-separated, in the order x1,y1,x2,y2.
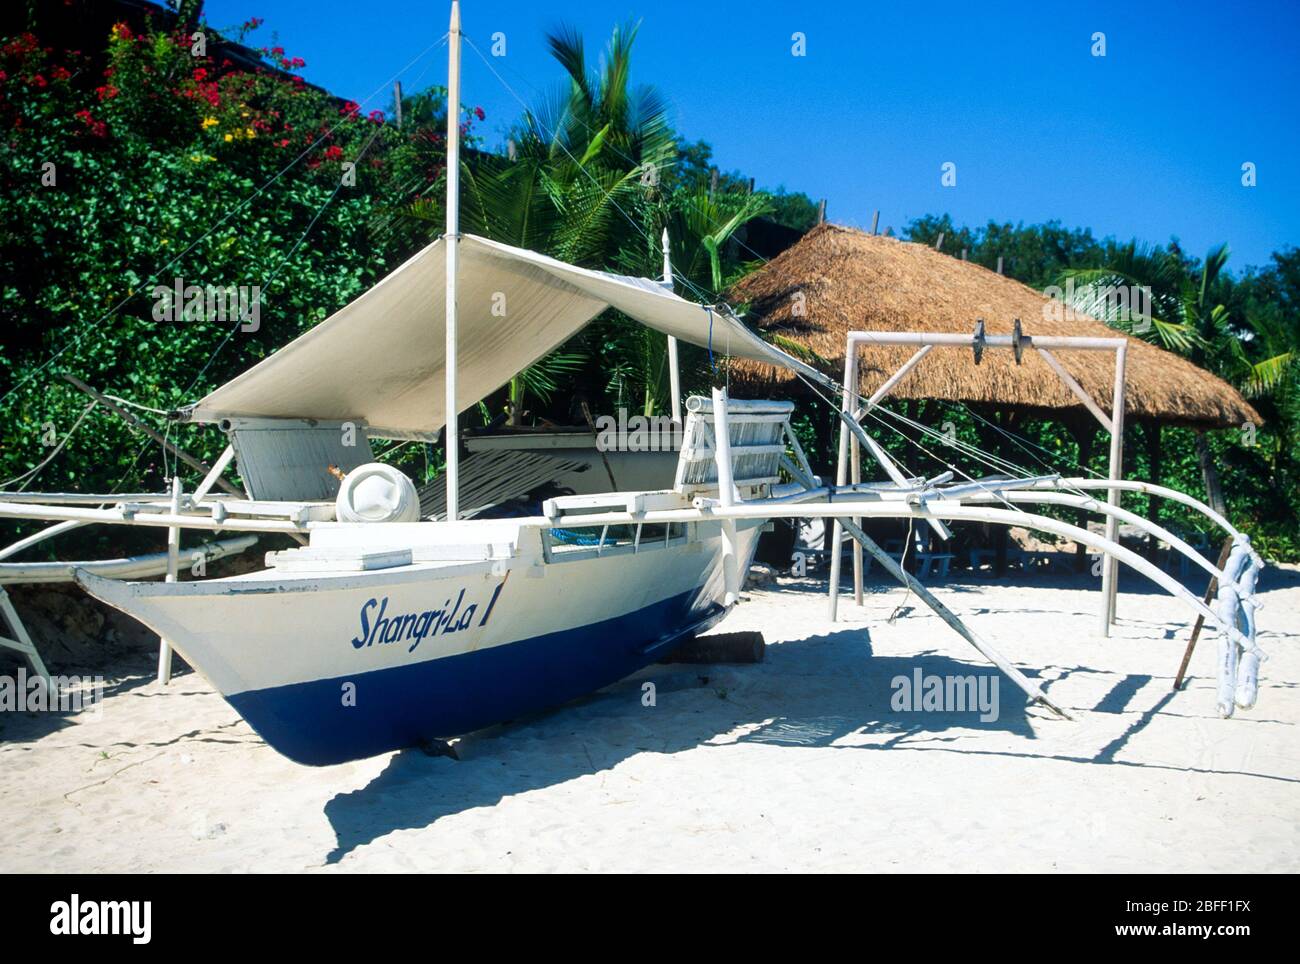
0,401,98,492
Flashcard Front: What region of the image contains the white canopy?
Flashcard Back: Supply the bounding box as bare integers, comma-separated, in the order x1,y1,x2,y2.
190,234,806,438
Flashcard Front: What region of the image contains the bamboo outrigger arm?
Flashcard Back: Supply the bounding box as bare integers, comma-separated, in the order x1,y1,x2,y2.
549,494,1264,714
552,499,1260,655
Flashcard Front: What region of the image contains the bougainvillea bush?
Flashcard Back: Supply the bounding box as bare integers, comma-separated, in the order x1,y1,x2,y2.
0,14,476,511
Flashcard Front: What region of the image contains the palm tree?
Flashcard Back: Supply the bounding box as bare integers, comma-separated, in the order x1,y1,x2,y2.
1057,243,1239,515
405,21,777,422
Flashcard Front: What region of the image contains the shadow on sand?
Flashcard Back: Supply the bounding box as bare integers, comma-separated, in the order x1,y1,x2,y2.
319,616,1294,864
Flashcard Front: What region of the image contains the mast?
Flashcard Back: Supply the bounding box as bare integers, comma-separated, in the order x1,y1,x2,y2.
662,228,682,424
443,0,461,520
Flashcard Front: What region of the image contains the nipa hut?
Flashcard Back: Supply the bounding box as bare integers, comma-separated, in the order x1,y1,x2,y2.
728,224,1258,432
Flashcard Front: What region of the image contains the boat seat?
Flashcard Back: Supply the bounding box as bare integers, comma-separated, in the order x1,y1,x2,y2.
673,396,795,498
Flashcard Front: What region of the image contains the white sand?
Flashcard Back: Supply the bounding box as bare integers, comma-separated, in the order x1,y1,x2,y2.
2,567,1297,873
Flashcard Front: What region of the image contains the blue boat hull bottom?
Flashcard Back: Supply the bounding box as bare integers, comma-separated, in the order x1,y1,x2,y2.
227,588,713,766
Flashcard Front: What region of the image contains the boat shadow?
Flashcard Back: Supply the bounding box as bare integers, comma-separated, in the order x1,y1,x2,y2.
321,628,1052,863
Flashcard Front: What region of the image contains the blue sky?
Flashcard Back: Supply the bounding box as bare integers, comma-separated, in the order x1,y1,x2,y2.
205,0,1300,271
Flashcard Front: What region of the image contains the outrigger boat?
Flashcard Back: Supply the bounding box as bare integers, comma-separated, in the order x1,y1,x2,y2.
0,3,1265,765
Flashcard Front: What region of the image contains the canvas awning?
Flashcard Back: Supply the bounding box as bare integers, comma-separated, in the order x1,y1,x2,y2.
189,234,806,438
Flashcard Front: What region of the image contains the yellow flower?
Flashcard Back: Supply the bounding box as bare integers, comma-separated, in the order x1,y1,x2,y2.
160,239,170,246
189,153,202,162
202,117,218,129
245,127,255,138
224,133,233,142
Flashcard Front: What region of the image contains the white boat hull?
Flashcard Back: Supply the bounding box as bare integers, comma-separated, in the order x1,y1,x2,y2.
78,518,763,765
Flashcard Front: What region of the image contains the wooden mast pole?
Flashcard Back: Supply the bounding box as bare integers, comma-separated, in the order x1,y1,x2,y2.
663,227,682,424
444,0,462,520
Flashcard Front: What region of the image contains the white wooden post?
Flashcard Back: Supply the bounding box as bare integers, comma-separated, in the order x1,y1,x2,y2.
851,418,863,605
1100,341,1127,635
158,475,181,683
711,386,740,605
827,350,856,620
443,0,462,521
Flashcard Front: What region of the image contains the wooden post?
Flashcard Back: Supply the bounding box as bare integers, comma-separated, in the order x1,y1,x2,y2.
961,247,968,261
1173,536,1235,690
709,168,718,198
851,415,863,605
996,255,1004,275
870,210,880,235
1100,342,1127,634
934,232,944,251
158,475,181,684
817,199,827,224
827,348,856,620
394,80,403,128
711,387,741,606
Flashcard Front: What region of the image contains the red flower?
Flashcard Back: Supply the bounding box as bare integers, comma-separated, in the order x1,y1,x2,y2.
339,100,360,117
369,109,385,123
30,74,48,88
73,108,107,138
0,71,8,83
290,57,306,68
192,67,208,81
473,106,485,121
95,84,119,101
323,144,344,160
51,66,71,81
271,46,284,57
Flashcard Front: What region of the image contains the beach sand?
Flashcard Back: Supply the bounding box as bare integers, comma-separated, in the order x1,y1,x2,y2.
2,566,1297,873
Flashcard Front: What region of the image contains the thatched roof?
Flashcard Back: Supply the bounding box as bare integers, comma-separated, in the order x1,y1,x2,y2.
728,224,1259,429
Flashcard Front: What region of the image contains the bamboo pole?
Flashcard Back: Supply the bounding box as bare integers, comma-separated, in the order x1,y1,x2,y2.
663,227,681,424
851,422,863,605
1100,342,1127,634
711,387,741,605
1173,536,1235,690
443,0,462,521
827,349,855,620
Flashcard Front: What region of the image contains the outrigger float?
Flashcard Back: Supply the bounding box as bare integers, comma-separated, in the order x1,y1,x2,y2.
0,2,1264,765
